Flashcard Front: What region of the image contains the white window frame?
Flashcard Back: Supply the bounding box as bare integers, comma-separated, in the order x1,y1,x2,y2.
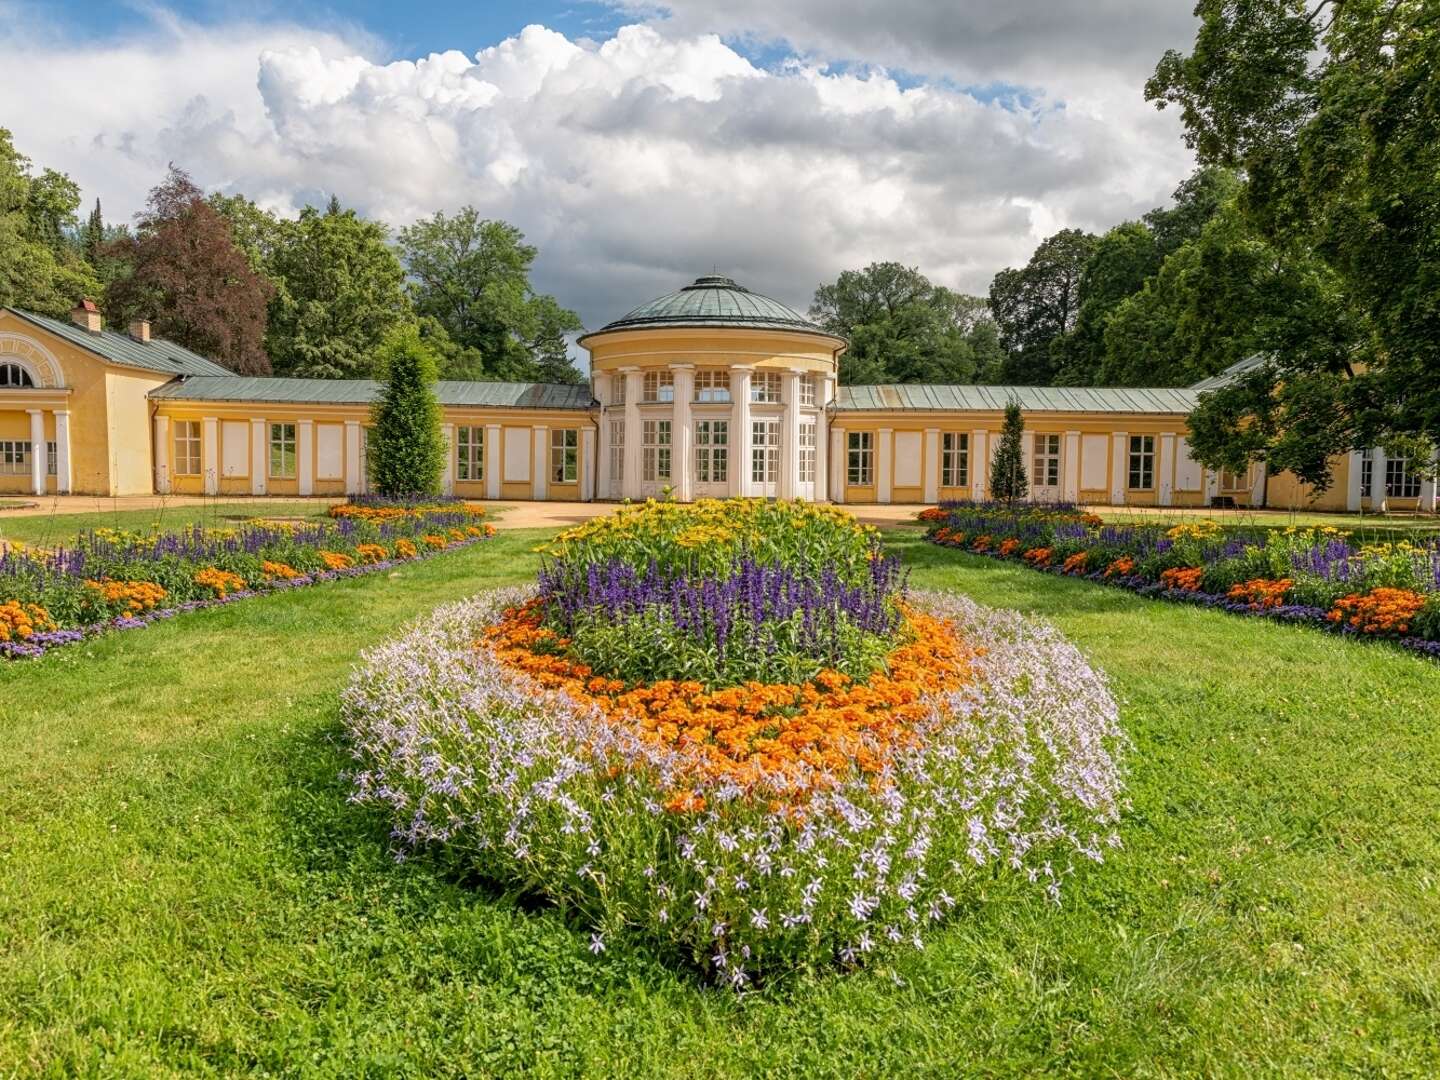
269,422,297,479
800,375,816,407
695,369,731,403
798,421,816,483
174,420,202,476
642,419,671,482
750,371,782,404
0,362,35,388
642,370,674,403
611,376,627,406
1386,456,1422,498
1033,433,1061,487
751,419,780,485
550,428,579,484
1358,449,1373,498
941,432,968,488
0,440,30,475
456,425,484,482
608,420,624,487
695,419,729,483
1127,434,1155,491
847,431,873,486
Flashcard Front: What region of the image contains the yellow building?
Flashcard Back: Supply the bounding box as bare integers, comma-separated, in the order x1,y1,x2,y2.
2,278,1435,512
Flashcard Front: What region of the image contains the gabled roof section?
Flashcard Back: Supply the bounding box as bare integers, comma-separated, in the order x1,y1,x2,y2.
1187,354,1268,392
148,375,596,410
5,308,234,377
835,384,1198,415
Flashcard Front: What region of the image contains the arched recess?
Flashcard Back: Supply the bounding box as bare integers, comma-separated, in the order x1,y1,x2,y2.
0,333,66,388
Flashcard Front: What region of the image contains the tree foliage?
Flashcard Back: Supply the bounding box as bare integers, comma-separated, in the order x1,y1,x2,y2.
0,128,101,317
808,262,1003,385
398,208,583,383
1148,0,1439,486
989,229,1097,384
265,199,412,379
104,166,272,374
988,400,1029,503
367,327,446,497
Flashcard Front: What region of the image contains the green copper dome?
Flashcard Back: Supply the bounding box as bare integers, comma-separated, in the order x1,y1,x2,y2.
588,275,836,338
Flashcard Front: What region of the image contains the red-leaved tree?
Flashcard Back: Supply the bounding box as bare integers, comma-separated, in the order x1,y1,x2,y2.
106,166,273,374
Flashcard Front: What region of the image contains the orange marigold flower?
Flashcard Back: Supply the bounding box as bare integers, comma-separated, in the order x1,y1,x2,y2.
194,567,246,598
1103,556,1135,578
320,551,354,571
1327,587,1426,635
998,538,1021,557
0,599,55,642
393,539,418,559
1061,551,1089,575
1226,578,1292,609
84,578,168,614
1159,566,1203,592
261,560,301,580
355,543,389,564
1022,547,1052,567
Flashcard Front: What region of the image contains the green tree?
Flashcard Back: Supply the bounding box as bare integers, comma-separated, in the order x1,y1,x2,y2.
0,128,101,316
398,208,582,382
808,262,999,385
1051,222,1161,385
367,327,446,496
266,200,411,379
1147,0,1439,487
988,400,1029,503
989,228,1097,384
207,193,283,277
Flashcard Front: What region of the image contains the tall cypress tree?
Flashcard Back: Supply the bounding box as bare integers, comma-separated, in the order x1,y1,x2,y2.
368,327,446,497
989,400,1029,504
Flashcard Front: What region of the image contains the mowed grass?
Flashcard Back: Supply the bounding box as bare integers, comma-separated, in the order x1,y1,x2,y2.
0,499,334,547
1088,503,1440,535
2,527,1439,1076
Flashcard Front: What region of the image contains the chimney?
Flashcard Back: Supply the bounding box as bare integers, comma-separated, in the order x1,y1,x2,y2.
128,319,151,344
70,299,102,334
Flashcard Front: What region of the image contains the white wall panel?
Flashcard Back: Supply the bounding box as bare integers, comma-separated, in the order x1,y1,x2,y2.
1080,434,1108,490
221,421,248,476
503,426,531,483
893,430,922,487
316,424,344,480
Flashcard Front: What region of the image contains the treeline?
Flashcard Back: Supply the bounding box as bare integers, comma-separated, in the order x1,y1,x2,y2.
0,130,582,384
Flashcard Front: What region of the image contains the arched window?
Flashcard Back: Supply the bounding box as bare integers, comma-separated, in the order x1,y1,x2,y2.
0,362,35,388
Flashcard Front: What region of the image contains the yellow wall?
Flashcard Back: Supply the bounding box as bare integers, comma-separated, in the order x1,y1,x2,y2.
584,326,843,377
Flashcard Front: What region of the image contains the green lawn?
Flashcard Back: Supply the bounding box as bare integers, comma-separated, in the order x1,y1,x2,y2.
1088,503,1440,534
2,528,1439,1076
0,500,335,547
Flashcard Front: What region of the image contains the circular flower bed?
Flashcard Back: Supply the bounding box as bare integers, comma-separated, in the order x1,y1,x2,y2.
343,500,1127,985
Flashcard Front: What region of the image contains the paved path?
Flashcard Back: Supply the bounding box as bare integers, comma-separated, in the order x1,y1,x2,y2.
0,494,929,531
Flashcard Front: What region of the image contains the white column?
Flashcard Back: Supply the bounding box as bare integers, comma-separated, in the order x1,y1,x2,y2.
1110,432,1128,505
52,409,71,494
622,368,642,500
1158,432,1175,507
152,414,170,495
250,419,267,496
202,417,219,495
971,429,987,501
485,424,502,499
780,369,803,501
922,428,940,504
672,365,695,502
27,409,45,495
815,379,832,502
1421,450,1438,513
1371,447,1387,511
297,419,314,496
732,367,753,497
1021,430,1035,497
533,425,549,500
1346,450,1364,511
345,421,362,495
876,427,893,504
1204,468,1218,505
830,426,846,503
593,372,612,412
1063,431,1080,502
580,425,596,502
441,423,455,496
1250,460,1268,508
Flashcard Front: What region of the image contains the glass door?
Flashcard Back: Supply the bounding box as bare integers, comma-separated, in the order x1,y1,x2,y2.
751,419,779,498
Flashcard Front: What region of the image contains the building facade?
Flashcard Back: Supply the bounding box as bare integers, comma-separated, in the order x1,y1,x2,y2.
1,277,1435,512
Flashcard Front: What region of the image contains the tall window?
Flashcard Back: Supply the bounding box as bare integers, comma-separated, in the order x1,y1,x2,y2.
608,420,624,488
269,422,297,478
550,428,579,484
695,369,731,402
456,426,484,481
847,431,873,486
174,420,202,476
1033,433,1061,487
642,420,671,482
611,375,627,406
800,375,817,407
1359,449,1373,498
798,421,817,483
751,371,782,404
941,432,968,488
1386,456,1422,498
695,419,729,483
1219,466,1249,492
1127,435,1154,490
46,442,57,476
642,370,674,403
751,420,779,484
0,362,35,387
0,440,29,474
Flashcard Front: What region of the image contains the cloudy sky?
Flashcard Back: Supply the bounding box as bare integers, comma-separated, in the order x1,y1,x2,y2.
0,0,1199,333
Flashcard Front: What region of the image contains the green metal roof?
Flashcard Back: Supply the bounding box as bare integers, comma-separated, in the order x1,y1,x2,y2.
1188,354,1267,392
583,275,840,340
148,375,596,410
6,307,234,377
835,384,1198,415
